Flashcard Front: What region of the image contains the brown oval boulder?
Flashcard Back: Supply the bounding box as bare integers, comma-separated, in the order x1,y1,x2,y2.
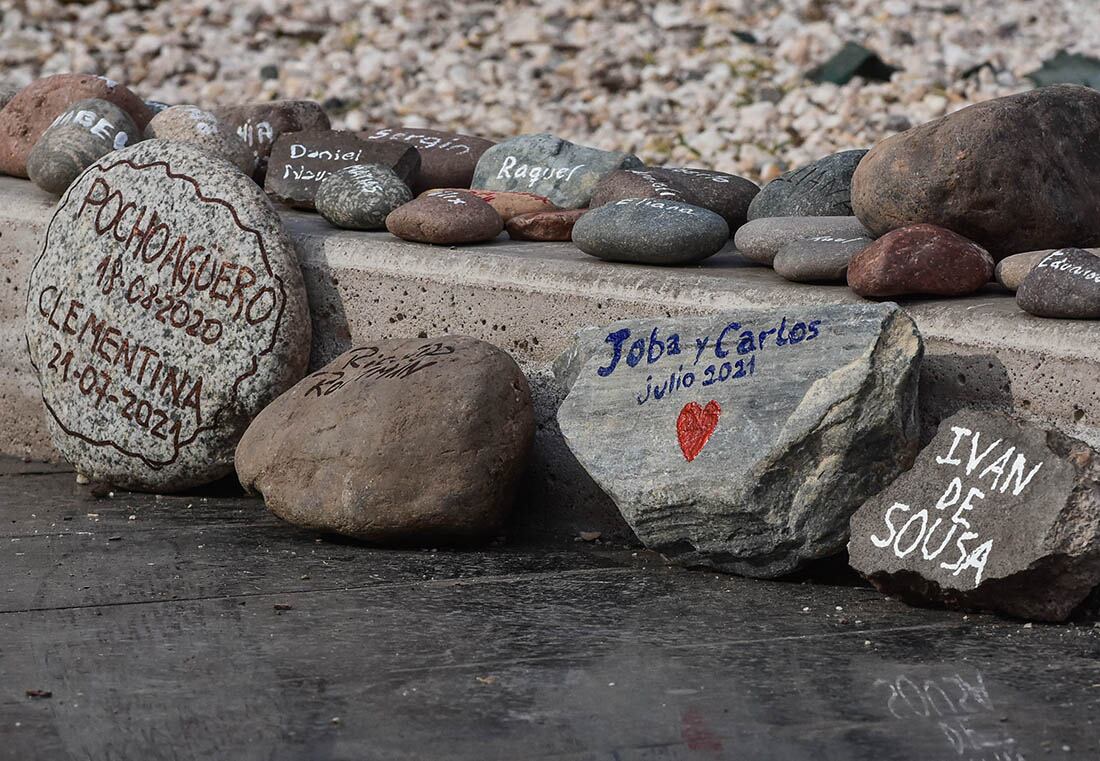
0,73,152,177
422,187,557,221
852,85,1100,260
235,336,535,543
847,223,994,299
387,190,503,244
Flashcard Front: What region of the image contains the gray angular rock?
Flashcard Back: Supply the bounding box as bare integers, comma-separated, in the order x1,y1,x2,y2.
24,140,311,491
849,410,1100,622
748,150,868,220
772,234,871,283
734,216,871,266
472,132,643,209
315,164,412,231
555,303,923,578
572,198,729,265
236,336,534,543
26,98,139,195
1016,248,1100,319
214,100,331,183
145,105,256,176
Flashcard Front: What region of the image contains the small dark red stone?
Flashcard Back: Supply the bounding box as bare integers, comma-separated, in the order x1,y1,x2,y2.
847,223,993,298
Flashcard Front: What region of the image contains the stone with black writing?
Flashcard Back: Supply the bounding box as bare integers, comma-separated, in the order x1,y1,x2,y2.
0,73,153,178
265,130,420,210
235,336,534,543
555,303,922,577
145,106,256,176
847,224,994,299
506,208,588,241
385,189,502,244
848,410,1100,621
748,150,868,220
26,99,139,195
315,164,412,231
572,198,729,266
734,216,871,266
214,100,330,182
422,188,558,221
472,133,643,209
1016,248,1100,318
24,140,311,491
772,234,871,283
362,126,495,193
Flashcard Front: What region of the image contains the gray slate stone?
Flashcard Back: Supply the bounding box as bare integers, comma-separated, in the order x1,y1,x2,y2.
145,105,256,176
572,198,729,266
747,150,868,220
24,140,311,491
315,164,412,231
26,98,139,195
772,234,871,283
472,132,643,209
849,410,1100,622
555,303,923,578
1016,248,1100,319
734,215,871,266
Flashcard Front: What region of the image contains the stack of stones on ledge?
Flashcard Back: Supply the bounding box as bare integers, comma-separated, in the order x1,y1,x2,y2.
236,336,534,543
848,410,1100,622
385,188,502,244
315,164,412,231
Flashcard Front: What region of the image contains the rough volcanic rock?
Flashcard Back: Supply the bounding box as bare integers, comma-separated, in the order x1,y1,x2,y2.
506,208,588,241
236,336,534,543
26,99,139,195
386,189,502,244
849,410,1100,622
572,198,729,265
555,303,923,578
145,105,256,176
315,164,412,230
847,224,994,298
748,149,868,220
1016,248,1100,319
851,85,1100,259
214,100,330,182
734,216,871,266
363,126,495,193
772,234,871,283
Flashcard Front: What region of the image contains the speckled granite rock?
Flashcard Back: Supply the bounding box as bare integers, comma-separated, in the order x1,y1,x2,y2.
386,189,503,244
214,100,330,182
472,133,642,209
315,164,412,230
734,216,871,266
24,139,311,491
748,149,867,220
772,234,871,283
572,198,729,265
1016,248,1100,319
506,208,588,241
555,304,923,578
26,99,139,195
236,335,534,543
849,410,1100,622
363,126,495,193
145,105,256,176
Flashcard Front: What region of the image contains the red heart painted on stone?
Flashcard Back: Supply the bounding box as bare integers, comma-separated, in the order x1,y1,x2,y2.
676,400,721,462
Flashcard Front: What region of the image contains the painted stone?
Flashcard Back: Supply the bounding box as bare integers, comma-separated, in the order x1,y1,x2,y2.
555,303,923,577
26,99,140,195
214,100,330,182
772,234,871,283
506,208,588,241
24,140,311,491
747,150,868,220
265,130,420,210
1016,248,1100,319
422,187,558,221
734,216,870,266
652,166,759,232
235,336,534,543
572,198,729,265
145,106,256,176
386,189,503,244
849,410,1100,622
589,169,692,207
0,73,152,178
472,132,643,209
852,85,1100,259
315,164,412,231
362,127,495,193
847,224,994,299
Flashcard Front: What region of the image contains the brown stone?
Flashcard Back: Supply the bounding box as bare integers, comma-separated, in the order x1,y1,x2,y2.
235,336,535,543
847,223,994,298
506,209,588,241
387,189,503,244
0,73,152,178
422,187,557,221
362,127,495,193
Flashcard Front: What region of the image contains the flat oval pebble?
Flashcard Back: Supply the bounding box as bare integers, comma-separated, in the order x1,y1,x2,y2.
772,234,872,283
26,98,139,195
386,189,503,244
24,139,311,491
1017,248,1100,319
145,105,256,176
748,149,867,220
572,197,729,265
847,223,994,298
734,215,871,266
506,209,588,241
421,187,557,221
315,164,412,230
214,100,330,182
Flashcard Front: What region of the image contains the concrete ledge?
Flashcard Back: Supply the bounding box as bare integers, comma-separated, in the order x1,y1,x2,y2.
4,176,1100,538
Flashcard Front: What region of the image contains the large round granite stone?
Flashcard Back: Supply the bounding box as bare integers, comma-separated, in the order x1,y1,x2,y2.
25,140,311,491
